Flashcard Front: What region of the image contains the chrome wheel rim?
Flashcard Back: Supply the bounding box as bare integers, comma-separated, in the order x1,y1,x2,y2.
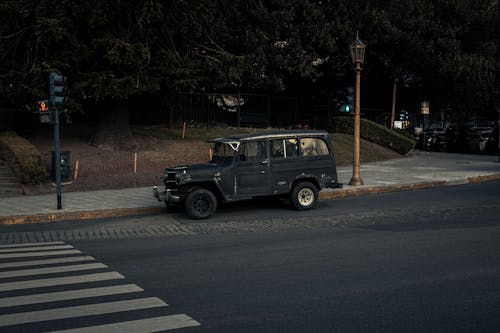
297,188,314,206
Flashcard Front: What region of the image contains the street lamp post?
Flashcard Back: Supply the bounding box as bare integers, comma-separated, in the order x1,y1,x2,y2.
497,108,500,162
349,33,366,186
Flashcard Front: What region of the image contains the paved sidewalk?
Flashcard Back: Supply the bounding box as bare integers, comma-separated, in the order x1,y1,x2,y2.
1,152,499,224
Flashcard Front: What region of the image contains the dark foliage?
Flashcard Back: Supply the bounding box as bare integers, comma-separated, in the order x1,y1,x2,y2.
0,131,46,183
1,0,499,120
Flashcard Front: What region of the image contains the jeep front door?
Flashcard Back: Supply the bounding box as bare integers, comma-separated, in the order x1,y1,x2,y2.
235,141,270,196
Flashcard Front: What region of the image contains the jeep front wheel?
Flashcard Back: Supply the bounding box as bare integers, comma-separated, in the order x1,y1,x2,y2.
184,188,217,219
291,182,318,210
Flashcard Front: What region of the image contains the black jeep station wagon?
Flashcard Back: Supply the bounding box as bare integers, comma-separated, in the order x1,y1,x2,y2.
153,130,342,219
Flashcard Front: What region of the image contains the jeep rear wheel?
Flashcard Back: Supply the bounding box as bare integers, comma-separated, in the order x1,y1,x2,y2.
185,188,217,219
291,182,318,210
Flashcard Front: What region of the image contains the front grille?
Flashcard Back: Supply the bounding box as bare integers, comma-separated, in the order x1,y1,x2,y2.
164,168,177,190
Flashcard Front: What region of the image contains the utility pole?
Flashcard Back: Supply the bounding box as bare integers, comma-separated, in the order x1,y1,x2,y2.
390,78,398,129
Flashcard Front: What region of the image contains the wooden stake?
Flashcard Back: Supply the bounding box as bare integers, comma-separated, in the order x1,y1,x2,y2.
182,121,187,139
134,152,138,173
74,160,79,180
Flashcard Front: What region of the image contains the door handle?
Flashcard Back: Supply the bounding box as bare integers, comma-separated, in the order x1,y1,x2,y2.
260,159,269,165
260,170,266,174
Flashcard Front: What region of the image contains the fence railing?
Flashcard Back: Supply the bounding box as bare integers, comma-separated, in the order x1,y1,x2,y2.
42,153,177,180
129,92,340,129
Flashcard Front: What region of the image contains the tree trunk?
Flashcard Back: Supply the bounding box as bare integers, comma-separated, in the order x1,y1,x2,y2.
91,101,137,151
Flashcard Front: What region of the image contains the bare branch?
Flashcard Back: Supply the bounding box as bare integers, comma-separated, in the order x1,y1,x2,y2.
0,27,28,39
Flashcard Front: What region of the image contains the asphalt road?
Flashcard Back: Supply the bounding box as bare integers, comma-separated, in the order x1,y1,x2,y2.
1,181,500,332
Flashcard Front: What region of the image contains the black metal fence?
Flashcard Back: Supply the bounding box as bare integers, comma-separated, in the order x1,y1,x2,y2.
129,92,339,129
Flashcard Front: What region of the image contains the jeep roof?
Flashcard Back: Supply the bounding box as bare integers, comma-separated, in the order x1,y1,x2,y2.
209,130,329,144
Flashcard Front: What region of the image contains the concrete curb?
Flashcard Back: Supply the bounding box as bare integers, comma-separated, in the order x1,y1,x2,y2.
320,174,500,200
0,207,164,225
319,180,448,200
1,174,499,225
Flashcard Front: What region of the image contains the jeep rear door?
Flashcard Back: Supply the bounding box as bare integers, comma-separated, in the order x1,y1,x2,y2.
269,138,301,194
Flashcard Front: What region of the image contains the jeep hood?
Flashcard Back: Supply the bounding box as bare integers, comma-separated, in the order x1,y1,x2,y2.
173,163,219,173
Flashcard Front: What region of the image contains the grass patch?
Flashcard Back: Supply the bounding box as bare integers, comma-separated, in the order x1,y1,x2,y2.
133,126,402,167
331,133,401,166
329,117,416,155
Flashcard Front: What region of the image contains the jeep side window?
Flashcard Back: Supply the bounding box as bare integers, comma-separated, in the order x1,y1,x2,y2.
239,141,267,162
286,139,299,158
271,140,284,158
300,137,330,157
271,139,299,158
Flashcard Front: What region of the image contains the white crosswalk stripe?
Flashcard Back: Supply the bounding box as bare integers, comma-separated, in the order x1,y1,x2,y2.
0,263,107,279
0,244,74,253
0,271,125,292
0,256,95,269
0,297,168,327
0,249,82,259
0,241,65,248
46,314,201,333
0,284,143,307
0,241,201,332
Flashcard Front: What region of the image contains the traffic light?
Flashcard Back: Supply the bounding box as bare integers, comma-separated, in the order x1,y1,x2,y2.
340,104,351,113
339,87,354,113
49,73,68,108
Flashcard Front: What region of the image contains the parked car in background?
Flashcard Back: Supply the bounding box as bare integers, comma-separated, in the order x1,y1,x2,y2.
153,130,342,219
466,127,495,154
485,125,499,155
416,128,447,152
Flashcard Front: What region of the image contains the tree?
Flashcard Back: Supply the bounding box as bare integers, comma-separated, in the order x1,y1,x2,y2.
1,0,499,134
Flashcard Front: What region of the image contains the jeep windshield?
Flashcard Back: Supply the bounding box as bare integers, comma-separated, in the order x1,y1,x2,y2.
209,139,239,165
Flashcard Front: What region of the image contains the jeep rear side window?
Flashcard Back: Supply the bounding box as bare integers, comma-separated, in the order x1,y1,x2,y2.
300,138,330,157
271,139,299,158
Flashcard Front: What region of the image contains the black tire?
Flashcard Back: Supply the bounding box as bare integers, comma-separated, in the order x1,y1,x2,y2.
184,188,217,219
290,182,318,211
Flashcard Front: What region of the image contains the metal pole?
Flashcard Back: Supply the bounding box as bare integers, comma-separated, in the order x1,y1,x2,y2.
422,114,426,151
294,98,298,126
497,108,500,162
350,62,363,186
237,92,241,128
390,78,398,129
53,106,62,209
267,95,271,128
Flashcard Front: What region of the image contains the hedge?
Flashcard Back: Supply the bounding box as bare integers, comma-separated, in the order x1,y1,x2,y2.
328,117,416,155
0,131,46,183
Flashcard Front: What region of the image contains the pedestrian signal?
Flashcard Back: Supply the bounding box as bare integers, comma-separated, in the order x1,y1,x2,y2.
37,100,49,113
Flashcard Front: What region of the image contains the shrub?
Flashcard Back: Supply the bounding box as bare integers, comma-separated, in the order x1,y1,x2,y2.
0,131,46,183
393,128,417,141
328,117,416,155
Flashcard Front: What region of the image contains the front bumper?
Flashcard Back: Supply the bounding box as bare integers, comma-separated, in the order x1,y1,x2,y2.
153,185,182,203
